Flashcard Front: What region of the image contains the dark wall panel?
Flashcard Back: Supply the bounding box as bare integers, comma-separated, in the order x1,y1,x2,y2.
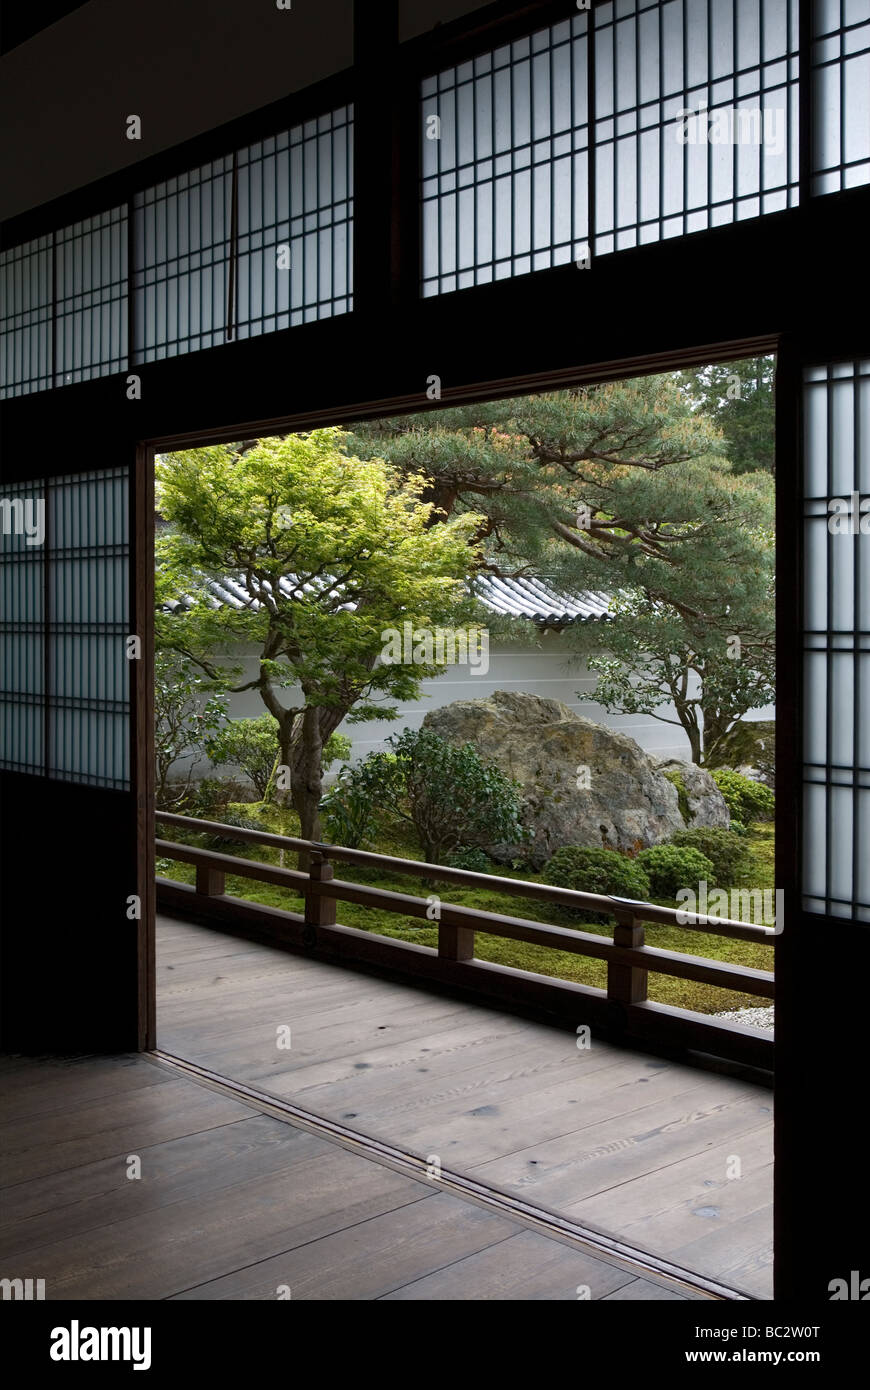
0,775,139,1050
0,0,354,222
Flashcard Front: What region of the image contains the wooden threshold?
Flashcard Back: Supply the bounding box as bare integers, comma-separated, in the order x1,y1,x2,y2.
148,1047,753,1302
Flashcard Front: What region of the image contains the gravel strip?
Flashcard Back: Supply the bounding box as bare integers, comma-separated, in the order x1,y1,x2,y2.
714,1005,774,1032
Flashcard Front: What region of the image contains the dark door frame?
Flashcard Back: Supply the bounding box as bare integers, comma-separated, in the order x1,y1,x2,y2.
137,330,785,1294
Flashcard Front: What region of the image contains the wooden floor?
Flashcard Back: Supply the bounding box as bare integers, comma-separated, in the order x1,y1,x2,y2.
155,915,774,1298
0,1050,705,1301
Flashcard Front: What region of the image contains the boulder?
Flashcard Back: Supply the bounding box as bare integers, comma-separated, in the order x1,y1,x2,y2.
422,691,686,868
654,758,731,829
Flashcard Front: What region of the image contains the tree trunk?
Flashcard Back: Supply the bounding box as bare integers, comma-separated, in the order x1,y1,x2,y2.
291,705,324,868
700,704,731,767
273,714,296,809
669,696,703,765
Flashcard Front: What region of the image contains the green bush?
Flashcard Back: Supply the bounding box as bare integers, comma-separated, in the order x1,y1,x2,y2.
711,767,775,824
445,846,492,873
542,847,651,923
202,805,265,849
188,778,253,819
321,752,404,849
205,715,279,799
636,844,716,897
206,716,352,800
322,732,528,863
668,827,748,883
387,729,528,864
323,732,352,771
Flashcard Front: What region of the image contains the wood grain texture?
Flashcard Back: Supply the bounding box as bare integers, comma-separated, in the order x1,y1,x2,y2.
0,1052,707,1302
157,916,774,1297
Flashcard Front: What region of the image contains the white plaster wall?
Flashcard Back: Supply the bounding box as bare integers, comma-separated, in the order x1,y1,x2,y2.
175,630,775,785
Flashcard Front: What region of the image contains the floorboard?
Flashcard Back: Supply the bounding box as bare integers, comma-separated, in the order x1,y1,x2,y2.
0,1052,702,1302
156,916,773,1298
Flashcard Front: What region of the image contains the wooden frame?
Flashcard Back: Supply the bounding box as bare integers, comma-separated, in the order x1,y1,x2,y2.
1,0,868,1302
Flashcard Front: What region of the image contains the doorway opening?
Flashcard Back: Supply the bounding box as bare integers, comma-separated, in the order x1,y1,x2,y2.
149,348,776,1298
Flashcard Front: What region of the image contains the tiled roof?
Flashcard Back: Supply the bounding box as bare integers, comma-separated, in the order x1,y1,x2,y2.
472,576,611,624
163,574,611,626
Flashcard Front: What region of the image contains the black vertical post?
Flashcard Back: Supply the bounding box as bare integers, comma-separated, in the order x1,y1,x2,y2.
42,473,50,780
226,151,239,341
353,2,407,316
587,2,596,257
798,0,813,203
127,197,136,371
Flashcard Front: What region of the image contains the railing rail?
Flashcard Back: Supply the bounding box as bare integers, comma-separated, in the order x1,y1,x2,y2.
155,811,776,1068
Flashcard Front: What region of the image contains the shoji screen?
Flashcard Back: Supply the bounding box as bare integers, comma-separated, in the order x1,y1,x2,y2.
133,156,234,363
420,0,804,291
593,0,800,252
0,212,128,399
421,13,590,296
0,467,130,788
235,105,354,333
133,105,354,360
0,236,53,398
55,208,129,387
812,0,870,193
803,360,870,921
0,478,45,771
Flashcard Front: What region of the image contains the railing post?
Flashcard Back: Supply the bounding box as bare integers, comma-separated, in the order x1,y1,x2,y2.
195,865,225,897
438,920,475,961
608,909,648,1011
303,851,336,947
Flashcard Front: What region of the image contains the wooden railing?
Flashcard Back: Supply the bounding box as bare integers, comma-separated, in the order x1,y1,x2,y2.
155,811,775,1070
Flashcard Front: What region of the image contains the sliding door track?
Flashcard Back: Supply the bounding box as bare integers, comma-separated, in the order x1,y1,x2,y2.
148,1048,752,1301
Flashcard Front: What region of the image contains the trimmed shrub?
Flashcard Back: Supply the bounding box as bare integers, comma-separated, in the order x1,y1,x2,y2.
445,846,492,873
668,827,748,884
636,845,716,897
321,752,404,849
711,767,775,824
387,728,528,864
542,847,651,923
189,778,253,818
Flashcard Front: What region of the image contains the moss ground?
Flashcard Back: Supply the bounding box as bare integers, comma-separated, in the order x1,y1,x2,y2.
156,808,775,1015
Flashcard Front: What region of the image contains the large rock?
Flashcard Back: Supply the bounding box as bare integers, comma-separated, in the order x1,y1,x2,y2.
422,691,687,868
654,758,731,829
